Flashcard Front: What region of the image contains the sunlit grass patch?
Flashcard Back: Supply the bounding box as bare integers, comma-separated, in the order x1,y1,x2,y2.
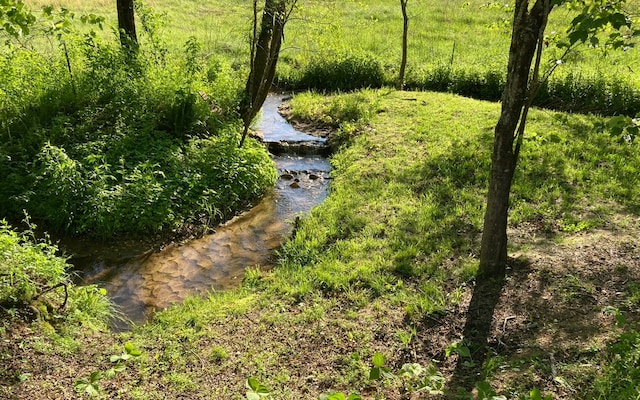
273,89,640,314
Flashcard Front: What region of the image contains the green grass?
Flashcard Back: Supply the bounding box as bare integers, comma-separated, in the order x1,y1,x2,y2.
126,90,639,398
3,88,640,399
273,90,640,310
3,0,640,397
21,0,640,114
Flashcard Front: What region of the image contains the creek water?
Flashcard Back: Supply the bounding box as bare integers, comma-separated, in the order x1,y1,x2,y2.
70,95,331,329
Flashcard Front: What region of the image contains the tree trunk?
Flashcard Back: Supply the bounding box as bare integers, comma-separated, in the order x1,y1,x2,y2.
116,0,137,48
478,0,551,276
397,0,408,90
239,0,290,147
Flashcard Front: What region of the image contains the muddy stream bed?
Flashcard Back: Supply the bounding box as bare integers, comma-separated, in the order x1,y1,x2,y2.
66,95,331,329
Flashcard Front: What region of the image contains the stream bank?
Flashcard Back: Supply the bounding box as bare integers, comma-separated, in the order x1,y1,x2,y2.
67,94,332,329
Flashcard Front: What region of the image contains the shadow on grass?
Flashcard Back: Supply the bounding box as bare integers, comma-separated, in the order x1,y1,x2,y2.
447,269,506,397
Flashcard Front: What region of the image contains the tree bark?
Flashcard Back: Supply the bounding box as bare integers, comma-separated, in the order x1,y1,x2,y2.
478,0,551,276
116,0,137,48
397,0,409,90
239,0,290,147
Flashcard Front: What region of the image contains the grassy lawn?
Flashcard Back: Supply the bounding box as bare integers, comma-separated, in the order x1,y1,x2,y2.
3,89,640,399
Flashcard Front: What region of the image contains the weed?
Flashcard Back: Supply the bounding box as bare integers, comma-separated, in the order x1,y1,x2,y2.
0,220,113,328
74,342,142,397
246,377,271,400
587,308,640,399
208,345,228,363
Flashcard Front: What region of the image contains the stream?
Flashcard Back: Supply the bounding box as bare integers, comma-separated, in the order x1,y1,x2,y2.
70,95,331,329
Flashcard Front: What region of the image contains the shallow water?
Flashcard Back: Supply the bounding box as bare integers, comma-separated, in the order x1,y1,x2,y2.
71,95,330,328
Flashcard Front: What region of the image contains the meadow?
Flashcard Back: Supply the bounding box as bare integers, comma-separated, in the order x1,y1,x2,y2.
23,0,640,112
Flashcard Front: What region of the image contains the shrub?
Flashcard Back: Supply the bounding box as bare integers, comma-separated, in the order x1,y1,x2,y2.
0,27,273,238
0,220,113,328
293,51,385,92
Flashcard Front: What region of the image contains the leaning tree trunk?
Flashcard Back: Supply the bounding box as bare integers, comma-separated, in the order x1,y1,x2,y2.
478,0,551,277
239,0,289,147
397,0,409,90
116,0,137,49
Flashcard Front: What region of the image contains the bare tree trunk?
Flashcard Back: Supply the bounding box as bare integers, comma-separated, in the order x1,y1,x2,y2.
397,0,409,90
239,0,293,147
116,0,137,49
479,0,551,276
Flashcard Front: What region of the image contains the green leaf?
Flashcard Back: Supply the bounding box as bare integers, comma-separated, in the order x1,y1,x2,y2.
347,394,362,400
475,381,506,399
530,387,542,400
124,342,134,354
369,366,381,380
86,383,100,396
89,370,103,383
458,345,471,358
609,12,629,30
74,380,88,393
372,351,385,367
110,355,121,363
113,363,127,372
247,377,260,391
568,29,588,45
129,348,142,357
246,377,270,395
322,393,346,400
104,368,116,379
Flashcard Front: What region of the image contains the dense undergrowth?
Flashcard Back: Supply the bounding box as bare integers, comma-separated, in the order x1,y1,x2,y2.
0,4,276,238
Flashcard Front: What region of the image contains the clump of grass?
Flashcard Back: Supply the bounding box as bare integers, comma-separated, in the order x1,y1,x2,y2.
287,90,382,147
288,90,381,127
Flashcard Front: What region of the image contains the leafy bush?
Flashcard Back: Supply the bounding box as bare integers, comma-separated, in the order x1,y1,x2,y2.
536,72,640,116
291,51,385,92
0,13,275,238
0,221,67,310
0,220,112,328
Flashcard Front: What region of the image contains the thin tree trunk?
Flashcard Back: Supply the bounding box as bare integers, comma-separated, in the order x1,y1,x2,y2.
239,0,293,147
252,1,285,120
116,0,137,48
478,0,551,276
397,0,408,90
